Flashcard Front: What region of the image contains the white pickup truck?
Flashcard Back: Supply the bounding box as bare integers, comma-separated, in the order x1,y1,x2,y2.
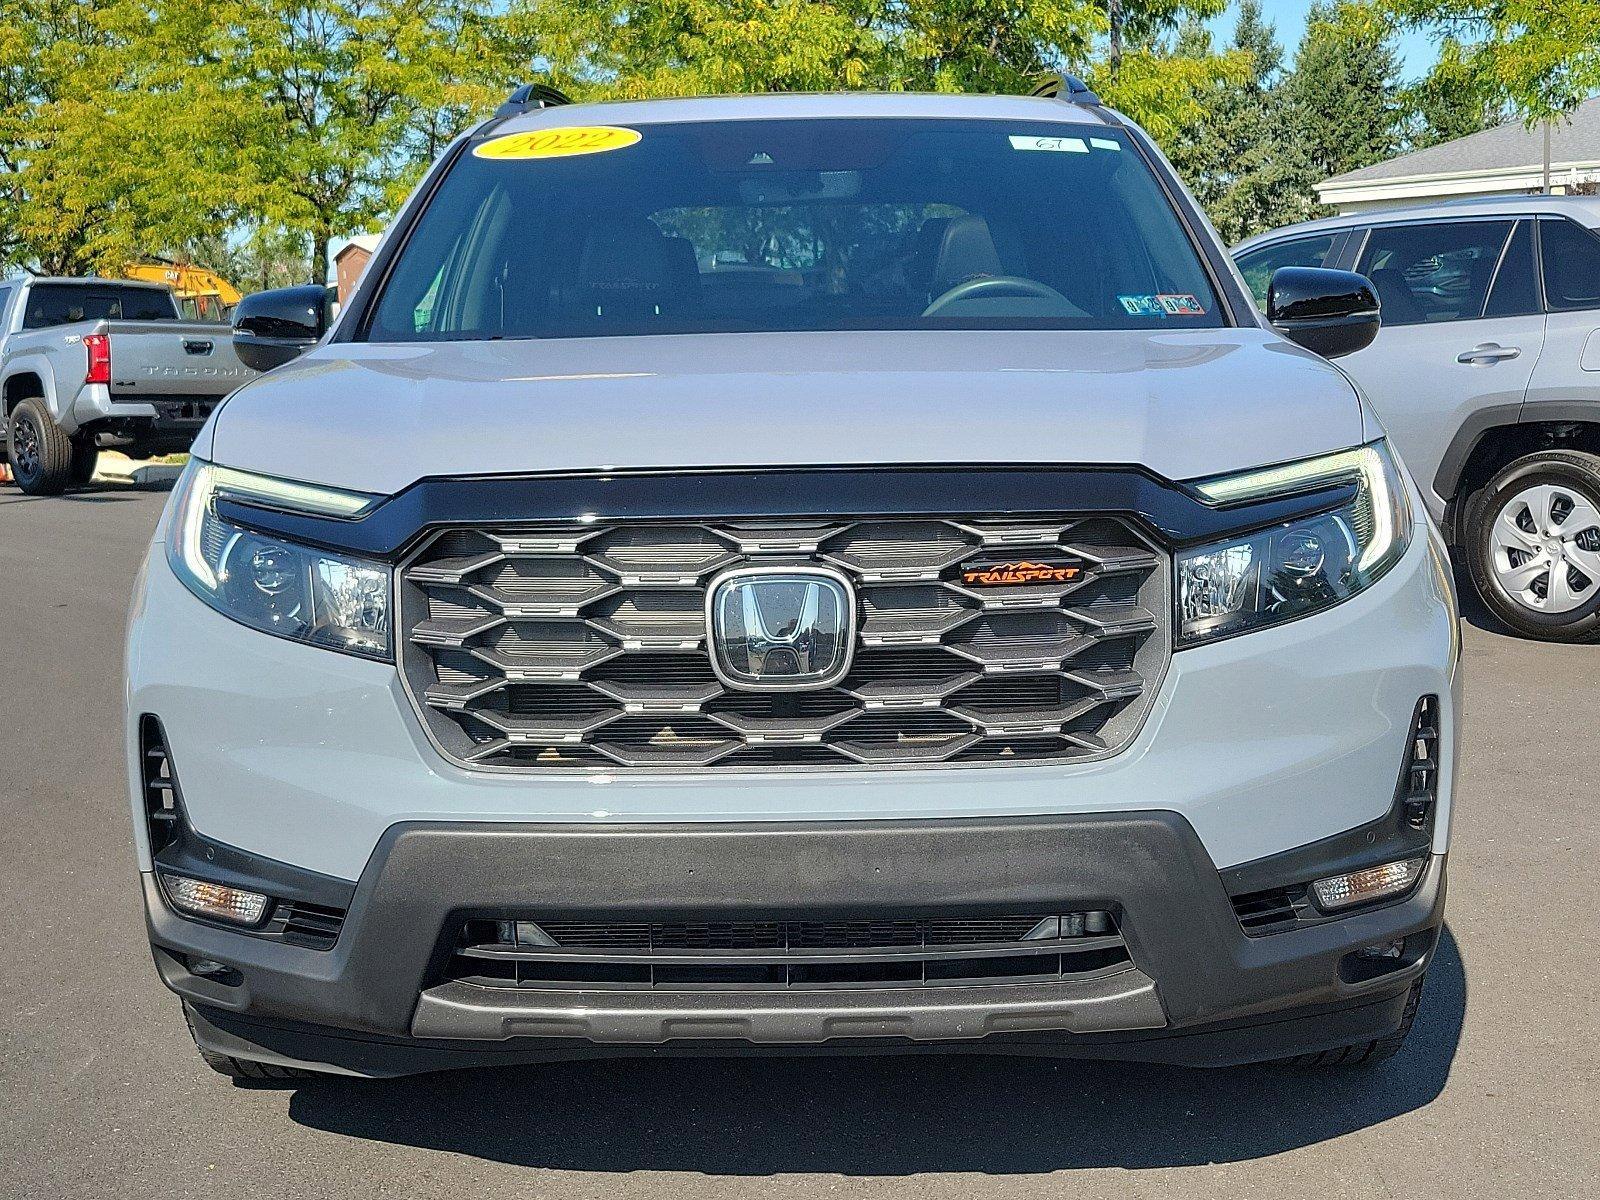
0,276,256,494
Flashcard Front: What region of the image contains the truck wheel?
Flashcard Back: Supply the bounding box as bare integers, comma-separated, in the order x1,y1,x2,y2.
1464,449,1600,643
69,441,99,486
183,1006,324,1083
1277,976,1425,1068
6,397,73,495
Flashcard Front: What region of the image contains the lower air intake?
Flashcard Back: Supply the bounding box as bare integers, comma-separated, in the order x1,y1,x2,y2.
445,911,1131,990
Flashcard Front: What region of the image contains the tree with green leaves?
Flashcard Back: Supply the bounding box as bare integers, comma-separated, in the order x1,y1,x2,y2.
1400,36,1508,151
1381,1,1600,123
512,0,1248,145
1285,0,1404,182
1165,1,1319,243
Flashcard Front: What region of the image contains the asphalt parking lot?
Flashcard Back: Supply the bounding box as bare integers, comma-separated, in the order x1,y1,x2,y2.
2,481,1596,1200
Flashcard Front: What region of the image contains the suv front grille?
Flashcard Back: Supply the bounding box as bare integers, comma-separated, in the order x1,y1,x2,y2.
445,912,1131,990
399,515,1169,771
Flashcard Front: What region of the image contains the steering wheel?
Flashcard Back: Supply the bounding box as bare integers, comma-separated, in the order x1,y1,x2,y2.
922,275,1071,317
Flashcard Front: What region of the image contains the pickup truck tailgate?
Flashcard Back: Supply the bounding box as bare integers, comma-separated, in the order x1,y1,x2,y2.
103,320,255,400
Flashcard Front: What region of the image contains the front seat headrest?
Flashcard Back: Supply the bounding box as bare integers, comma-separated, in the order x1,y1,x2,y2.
1367,266,1425,325
929,214,1005,297
574,217,674,317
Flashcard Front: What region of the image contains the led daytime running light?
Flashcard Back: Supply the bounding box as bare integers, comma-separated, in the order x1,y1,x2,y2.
210,463,379,519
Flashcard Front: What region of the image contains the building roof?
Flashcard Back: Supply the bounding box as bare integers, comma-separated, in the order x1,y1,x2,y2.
1323,96,1600,187
335,234,381,261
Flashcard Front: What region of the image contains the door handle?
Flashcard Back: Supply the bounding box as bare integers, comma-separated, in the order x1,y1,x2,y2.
1456,343,1520,365
183,339,214,355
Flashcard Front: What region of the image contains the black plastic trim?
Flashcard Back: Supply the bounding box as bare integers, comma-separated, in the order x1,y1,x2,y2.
184,982,1421,1074
1432,399,1600,508
145,810,1444,1071
213,464,1360,561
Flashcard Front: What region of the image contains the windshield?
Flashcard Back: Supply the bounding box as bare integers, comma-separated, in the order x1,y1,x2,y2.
363,118,1225,342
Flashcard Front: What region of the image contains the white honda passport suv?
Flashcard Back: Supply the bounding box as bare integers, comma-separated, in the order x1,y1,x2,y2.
125,84,1460,1080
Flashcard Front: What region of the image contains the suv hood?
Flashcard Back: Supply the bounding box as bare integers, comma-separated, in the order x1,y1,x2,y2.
206,329,1365,496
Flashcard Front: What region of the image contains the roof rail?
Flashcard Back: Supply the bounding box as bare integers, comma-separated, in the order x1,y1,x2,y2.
494,83,574,119
1029,73,1102,107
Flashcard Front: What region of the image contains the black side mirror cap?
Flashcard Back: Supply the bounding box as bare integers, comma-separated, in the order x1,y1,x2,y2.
1267,266,1381,360
232,285,335,373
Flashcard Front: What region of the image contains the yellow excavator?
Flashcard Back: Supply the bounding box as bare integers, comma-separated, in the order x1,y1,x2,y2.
122,260,244,322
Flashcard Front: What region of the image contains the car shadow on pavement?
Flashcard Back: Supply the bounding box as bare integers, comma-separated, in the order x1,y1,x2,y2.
285,926,1466,1174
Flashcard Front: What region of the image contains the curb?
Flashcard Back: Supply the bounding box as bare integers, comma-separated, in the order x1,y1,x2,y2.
94,456,184,488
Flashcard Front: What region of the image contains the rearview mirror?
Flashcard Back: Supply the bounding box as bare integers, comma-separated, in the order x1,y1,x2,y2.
1267,267,1380,360
233,285,335,373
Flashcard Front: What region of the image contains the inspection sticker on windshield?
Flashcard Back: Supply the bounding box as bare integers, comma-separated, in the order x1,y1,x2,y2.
473,126,642,160
1009,134,1088,153
1118,294,1166,317
1158,294,1206,315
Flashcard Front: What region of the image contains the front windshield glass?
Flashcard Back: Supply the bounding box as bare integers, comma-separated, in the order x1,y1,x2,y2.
363,118,1225,341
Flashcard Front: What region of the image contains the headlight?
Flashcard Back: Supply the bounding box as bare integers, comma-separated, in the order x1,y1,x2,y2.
166,459,391,660
1177,441,1412,645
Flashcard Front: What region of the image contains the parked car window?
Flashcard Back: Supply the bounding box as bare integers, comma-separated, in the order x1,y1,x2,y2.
0,285,12,327
1482,220,1540,318
1539,218,1600,311
1356,220,1514,326
1234,234,1339,309
365,118,1227,341
22,284,180,329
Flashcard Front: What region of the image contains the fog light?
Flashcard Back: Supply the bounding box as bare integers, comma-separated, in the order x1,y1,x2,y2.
1311,858,1425,911
1357,939,1406,961
162,874,270,926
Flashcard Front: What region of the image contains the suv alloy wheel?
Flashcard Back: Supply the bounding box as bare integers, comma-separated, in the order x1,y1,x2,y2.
1466,449,1600,641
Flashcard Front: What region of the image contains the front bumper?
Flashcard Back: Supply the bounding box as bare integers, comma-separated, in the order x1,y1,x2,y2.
148,812,1444,1075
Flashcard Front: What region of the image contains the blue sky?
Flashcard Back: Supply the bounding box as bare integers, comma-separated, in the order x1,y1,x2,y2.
1211,0,1441,80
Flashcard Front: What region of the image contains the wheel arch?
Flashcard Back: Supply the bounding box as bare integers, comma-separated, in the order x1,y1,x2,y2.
1436,405,1600,544
2,368,50,416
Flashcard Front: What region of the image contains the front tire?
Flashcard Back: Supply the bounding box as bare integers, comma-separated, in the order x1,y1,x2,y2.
183,1006,324,1083
1464,450,1600,642
6,398,73,495
1277,976,1425,1068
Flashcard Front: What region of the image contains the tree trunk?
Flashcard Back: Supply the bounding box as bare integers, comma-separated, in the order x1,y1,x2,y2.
310,226,330,287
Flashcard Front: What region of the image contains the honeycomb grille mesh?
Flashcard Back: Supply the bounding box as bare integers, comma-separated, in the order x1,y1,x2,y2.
399,516,1169,771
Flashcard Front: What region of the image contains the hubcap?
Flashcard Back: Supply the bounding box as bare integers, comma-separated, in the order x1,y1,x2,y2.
1489,482,1600,615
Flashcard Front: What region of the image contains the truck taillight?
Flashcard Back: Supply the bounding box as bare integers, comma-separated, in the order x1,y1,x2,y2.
84,333,111,385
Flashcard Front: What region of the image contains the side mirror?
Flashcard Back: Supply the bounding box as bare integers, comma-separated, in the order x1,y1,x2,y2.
232,285,335,373
1267,267,1380,360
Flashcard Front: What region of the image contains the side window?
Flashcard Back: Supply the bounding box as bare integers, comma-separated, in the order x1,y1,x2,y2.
1540,218,1600,312
1483,220,1540,318
0,285,12,330
1234,235,1340,309
1356,220,1514,326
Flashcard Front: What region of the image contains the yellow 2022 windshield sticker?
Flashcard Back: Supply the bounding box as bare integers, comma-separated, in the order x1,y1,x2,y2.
473,126,642,160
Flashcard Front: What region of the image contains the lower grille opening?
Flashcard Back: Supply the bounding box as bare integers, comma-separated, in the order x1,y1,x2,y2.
444,911,1132,991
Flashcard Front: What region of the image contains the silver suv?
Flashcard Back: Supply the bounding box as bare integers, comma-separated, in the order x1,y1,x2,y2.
126,86,1459,1081
1237,196,1600,641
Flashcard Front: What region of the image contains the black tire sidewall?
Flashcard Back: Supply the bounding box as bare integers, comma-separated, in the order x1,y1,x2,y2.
7,398,73,495
1466,453,1600,642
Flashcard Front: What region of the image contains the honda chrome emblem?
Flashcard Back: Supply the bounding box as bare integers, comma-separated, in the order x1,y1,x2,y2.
706,566,855,691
